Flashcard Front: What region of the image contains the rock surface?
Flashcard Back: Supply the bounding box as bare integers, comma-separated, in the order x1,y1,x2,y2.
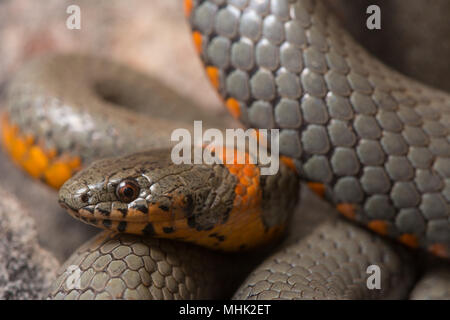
0,187,59,299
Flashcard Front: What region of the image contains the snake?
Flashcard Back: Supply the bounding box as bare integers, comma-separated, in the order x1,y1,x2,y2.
0,0,449,300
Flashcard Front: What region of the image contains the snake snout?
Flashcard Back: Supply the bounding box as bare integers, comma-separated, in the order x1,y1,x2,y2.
58,179,90,212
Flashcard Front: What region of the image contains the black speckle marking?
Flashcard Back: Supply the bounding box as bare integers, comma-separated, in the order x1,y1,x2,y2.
118,208,128,217
89,218,97,225
83,206,95,214
102,219,112,228
184,194,194,215
239,244,247,250
187,216,196,229
117,221,127,232
81,194,89,203
209,233,225,242
142,223,155,236
159,204,169,212
97,207,110,216
163,227,174,234
135,204,148,214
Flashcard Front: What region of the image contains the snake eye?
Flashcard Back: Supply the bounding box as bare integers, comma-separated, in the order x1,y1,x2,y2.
116,179,140,203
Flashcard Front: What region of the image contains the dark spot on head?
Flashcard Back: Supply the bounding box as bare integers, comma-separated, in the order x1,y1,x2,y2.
85,206,95,214
102,219,112,229
97,207,110,216
159,204,169,212
117,221,127,232
239,244,247,250
163,227,174,234
118,208,128,217
142,223,155,236
184,194,194,215
208,233,225,241
135,204,148,214
187,216,196,229
81,194,89,203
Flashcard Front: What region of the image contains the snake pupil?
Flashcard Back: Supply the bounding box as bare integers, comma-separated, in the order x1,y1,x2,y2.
116,179,140,203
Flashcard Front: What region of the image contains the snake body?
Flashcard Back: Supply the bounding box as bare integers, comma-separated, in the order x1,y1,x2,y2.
1,0,449,299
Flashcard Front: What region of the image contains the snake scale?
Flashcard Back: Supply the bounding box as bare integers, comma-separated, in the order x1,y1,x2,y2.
0,0,449,299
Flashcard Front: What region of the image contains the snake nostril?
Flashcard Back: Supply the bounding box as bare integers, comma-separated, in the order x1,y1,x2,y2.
80,193,89,203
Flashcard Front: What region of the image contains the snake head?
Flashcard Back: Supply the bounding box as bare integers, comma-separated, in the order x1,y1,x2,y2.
58,149,242,247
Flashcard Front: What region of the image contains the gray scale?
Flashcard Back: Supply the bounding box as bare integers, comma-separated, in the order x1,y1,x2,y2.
248,100,274,128
380,132,408,156
422,120,447,138
390,182,421,208
427,220,450,243
347,72,373,95
385,156,414,181
357,140,385,166
415,169,444,193
408,147,434,169
395,208,426,234
284,20,307,48
301,94,328,124
270,0,290,21
376,111,403,133
331,147,360,176
350,92,377,115
325,50,350,75
290,1,312,28
303,155,333,183
334,177,364,203
354,115,382,140
402,126,429,147
279,129,302,158
193,2,218,35
415,104,441,121
279,43,303,73
274,98,302,128
250,70,276,101
326,93,354,121
433,158,450,178
263,15,285,45
300,69,327,97
276,70,302,99
361,167,391,194
303,47,327,74
325,70,351,97
372,90,398,112
255,39,279,70
231,39,254,70
420,194,448,220
248,0,270,16
301,124,330,155
327,120,356,147
397,106,423,126
364,195,396,220
215,6,241,38
226,70,250,101
228,0,249,10
306,26,328,52
207,37,231,68
429,138,450,157
239,10,263,41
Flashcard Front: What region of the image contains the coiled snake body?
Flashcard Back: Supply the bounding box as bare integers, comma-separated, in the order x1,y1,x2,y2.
1,0,449,299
